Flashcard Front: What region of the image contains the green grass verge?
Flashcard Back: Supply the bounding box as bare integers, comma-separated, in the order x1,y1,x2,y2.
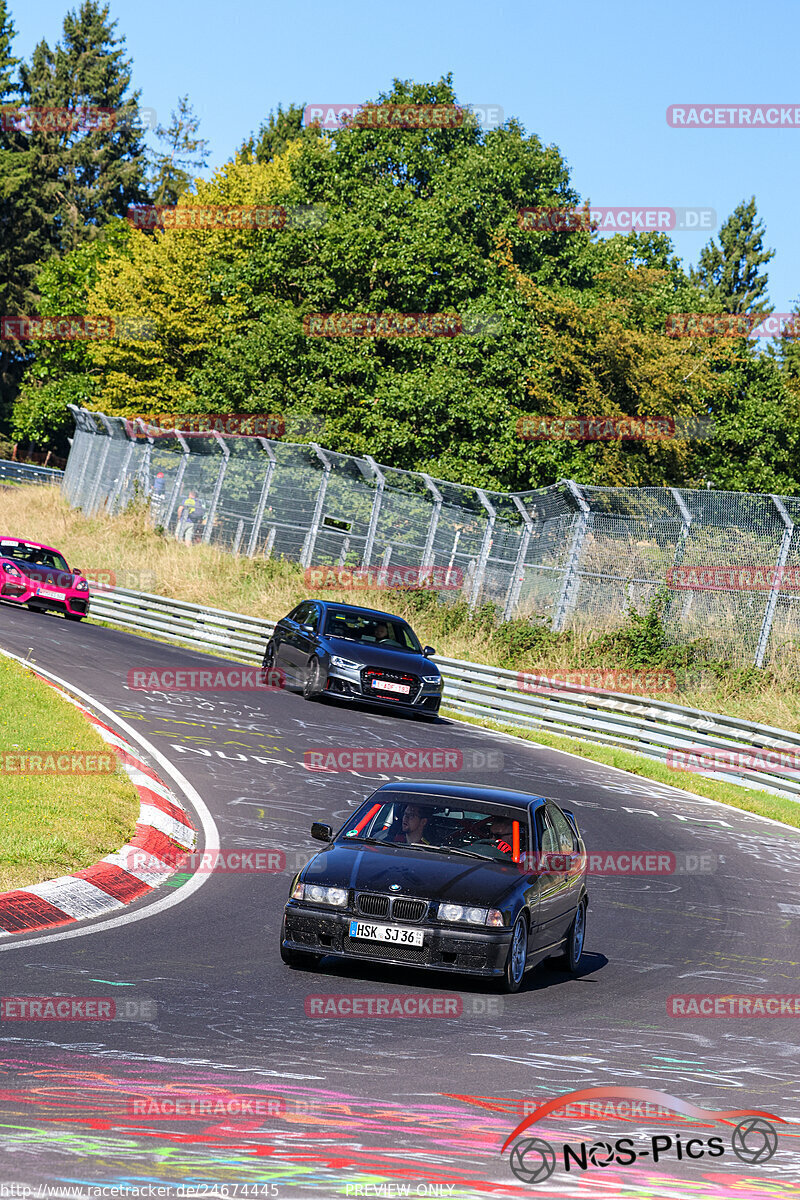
443,707,800,832
0,655,141,890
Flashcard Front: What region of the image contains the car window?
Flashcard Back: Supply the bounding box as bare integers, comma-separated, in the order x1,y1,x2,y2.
1,543,69,572
304,604,320,632
293,602,315,627
323,608,422,652
536,808,559,854
547,804,577,853
338,795,528,862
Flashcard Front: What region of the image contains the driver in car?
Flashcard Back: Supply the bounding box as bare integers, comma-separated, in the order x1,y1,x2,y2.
389,803,432,845
374,621,392,643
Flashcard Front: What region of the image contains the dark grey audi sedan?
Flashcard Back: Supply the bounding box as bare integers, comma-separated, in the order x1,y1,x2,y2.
262,600,443,716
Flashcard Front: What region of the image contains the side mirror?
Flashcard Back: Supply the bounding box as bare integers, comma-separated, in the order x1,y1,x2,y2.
423,646,436,658
311,822,333,843
72,568,83,576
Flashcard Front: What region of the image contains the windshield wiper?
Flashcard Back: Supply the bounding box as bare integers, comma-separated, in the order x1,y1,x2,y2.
403,843,490,861
346,836,401,847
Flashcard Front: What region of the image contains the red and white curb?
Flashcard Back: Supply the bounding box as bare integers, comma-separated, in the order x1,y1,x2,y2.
0,676,197,937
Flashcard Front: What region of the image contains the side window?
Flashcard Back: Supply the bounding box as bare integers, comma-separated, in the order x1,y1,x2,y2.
536,808,559,854
287,605,304,622
295,602,314,628
548,805,577,854
306,604,320,632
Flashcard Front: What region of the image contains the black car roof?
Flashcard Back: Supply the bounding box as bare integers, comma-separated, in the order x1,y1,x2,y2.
371,780,547,811
314,599,410,622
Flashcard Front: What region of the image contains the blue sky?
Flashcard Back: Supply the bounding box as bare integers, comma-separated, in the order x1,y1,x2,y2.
13,0,799,314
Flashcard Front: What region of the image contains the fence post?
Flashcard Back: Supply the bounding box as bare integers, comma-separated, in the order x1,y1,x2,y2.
421,474,443,568
362,455,385,567
668,487,694,622
201,431,231,544
246,438,277,556
66,406,94,505
469,489,497,610
300,445,332,568
755,496,794,668
552,480,590,632
164,431,190,531
503,496,535,620
85,413,115,515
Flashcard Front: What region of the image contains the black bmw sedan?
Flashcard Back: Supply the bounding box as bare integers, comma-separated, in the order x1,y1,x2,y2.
281,781,589,993
262,600,443,716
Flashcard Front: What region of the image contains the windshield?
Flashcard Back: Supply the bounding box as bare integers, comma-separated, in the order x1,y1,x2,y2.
323,608,422,654
338,794,530,863
0,541,69,573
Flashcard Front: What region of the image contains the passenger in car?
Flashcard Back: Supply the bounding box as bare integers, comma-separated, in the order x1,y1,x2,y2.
389,803,432,845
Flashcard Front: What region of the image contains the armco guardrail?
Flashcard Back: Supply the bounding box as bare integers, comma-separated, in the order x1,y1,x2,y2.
0,459,64,485
85,584,800,803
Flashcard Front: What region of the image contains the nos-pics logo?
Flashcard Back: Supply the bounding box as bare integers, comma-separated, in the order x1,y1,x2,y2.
502,1088,782,1184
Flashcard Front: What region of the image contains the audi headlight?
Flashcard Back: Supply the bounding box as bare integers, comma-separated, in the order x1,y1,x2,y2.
330,656,361,670
292,883,348,906
437,903,491,925
422,675,441,685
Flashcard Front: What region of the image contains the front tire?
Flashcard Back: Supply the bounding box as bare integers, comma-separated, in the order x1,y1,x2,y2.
262,641,277,671
302,657,323,701
559,899,587,974
502,913,529,993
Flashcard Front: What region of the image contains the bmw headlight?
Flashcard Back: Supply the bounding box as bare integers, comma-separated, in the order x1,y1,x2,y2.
437,903,503,926
292,882,348,906
330,656,361,670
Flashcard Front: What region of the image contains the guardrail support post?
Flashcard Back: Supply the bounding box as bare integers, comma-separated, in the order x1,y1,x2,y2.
552,481,590,632
469,490,497,610
201,432,231,543
755,496,794,668
503,496,535,620
164,432,190,531
362,456,385,567
247,438,277,557
421,475,443,569
300,445,332,568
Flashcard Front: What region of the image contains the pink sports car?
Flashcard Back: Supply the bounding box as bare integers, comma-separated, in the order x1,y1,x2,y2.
0,539,90,621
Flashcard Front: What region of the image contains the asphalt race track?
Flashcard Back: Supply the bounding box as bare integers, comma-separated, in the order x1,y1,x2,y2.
0,601,798,1197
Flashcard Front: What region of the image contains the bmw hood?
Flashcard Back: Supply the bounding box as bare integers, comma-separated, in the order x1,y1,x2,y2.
299,842,519,907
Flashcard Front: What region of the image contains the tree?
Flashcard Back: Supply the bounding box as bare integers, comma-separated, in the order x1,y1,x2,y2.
691,197,774,314
238,103,307,164
148,94,209,205
18,0,147,253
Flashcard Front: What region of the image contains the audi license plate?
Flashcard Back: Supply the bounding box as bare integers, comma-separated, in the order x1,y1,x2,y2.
349,920,424,946
38,589,63,600
372,679,410,695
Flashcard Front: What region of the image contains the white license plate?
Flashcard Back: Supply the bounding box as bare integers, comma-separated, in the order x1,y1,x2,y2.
372,679,410,695
349,920,424,946
37,589,63,599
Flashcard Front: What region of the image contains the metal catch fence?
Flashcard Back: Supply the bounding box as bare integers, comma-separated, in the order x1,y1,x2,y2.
62,407,800,667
